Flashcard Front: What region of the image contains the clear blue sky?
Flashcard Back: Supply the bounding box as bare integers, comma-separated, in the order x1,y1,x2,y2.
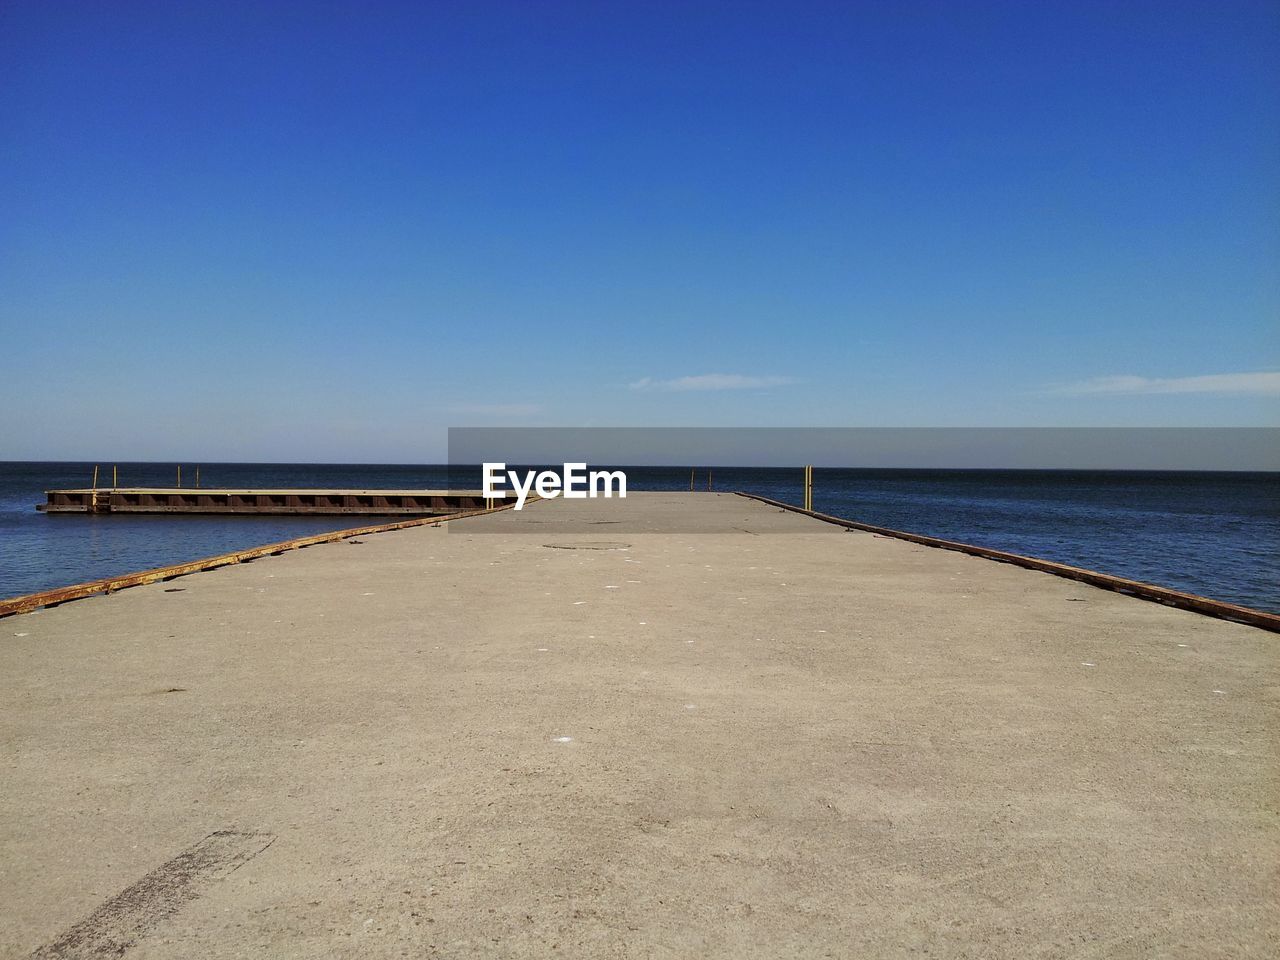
1,1,1276,461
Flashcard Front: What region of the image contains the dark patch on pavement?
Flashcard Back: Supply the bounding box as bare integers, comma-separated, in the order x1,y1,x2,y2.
29,830,275,959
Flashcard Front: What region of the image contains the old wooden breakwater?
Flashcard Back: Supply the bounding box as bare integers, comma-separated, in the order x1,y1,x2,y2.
39,488,501,516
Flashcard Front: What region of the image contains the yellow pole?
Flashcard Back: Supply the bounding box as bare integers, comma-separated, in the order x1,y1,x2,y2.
112,464,117,490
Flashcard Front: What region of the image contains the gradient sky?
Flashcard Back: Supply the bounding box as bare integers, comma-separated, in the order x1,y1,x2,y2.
1,1,1277,461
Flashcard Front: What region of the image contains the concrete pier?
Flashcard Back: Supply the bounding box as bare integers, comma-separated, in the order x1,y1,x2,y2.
2,493,1275,958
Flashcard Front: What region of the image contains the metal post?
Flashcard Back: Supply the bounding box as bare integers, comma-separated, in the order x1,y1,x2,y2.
707,468,713,491
91,465,99,511
195,466,200,489
177,465,182,489
112,464,117,490
689,468,695,492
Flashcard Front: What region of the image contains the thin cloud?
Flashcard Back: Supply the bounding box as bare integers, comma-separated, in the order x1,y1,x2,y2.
448,403,543,417
1054,372,1280,397
629,373,796,392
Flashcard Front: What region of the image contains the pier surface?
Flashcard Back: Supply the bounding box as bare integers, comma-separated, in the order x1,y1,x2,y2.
2,493,1276,958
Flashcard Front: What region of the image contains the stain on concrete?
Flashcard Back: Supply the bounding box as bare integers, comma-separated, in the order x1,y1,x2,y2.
29,830,275,959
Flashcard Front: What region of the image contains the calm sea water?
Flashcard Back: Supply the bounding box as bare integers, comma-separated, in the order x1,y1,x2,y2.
1,462,1277,613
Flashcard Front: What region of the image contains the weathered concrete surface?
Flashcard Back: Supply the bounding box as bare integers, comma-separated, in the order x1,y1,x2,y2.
1,492,1276,958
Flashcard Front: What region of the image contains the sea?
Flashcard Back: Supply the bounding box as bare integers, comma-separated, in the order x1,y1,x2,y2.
1,462,1277,614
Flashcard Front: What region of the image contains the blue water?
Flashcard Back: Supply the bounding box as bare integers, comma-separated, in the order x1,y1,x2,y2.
1,462,1277,613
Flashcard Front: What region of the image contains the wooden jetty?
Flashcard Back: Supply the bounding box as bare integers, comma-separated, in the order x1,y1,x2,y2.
38,487,500,516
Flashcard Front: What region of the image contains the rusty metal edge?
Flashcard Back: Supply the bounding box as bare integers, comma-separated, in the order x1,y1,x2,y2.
0,501,517,619
735,491,1280,634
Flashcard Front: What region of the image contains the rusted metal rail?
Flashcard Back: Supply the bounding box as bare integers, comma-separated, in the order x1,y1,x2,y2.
0,501,514,619
736,491,1280,633
39,488,499,516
